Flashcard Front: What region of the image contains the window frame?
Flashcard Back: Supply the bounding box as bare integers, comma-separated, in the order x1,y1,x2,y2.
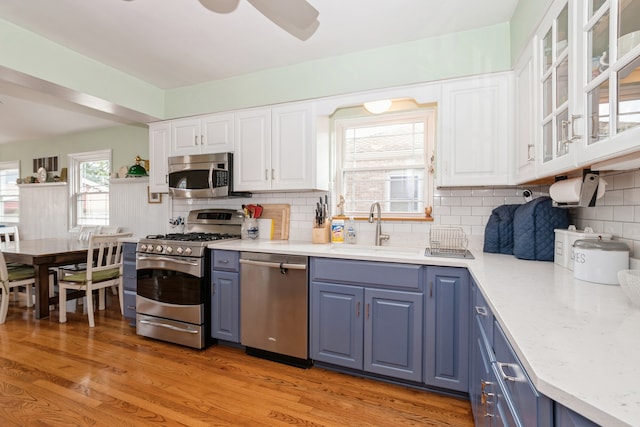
0,160,20,224
333,109,435,218
68,149,112,229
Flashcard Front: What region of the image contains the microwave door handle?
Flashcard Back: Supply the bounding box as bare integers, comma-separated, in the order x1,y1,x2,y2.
208,163,214,191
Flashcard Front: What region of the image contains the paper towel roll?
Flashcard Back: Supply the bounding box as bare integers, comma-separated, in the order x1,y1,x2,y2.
550,178,582,203
549,177,608,203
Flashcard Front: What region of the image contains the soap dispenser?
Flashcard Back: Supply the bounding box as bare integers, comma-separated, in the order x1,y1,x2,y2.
346,216,357,244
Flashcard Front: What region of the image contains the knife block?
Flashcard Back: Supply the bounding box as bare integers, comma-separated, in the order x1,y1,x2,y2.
312,222,331,244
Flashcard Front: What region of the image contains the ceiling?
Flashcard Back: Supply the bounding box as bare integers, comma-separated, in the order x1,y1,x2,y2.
0,0,519,144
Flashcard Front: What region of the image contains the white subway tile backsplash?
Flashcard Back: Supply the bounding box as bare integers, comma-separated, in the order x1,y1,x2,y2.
612,171,635,190
595,206,614,221
614,205,635,222
604,189,624,206
624,187,640,205
451,206,472,216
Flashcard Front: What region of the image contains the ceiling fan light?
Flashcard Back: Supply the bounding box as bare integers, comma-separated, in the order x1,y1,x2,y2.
364,99,392,114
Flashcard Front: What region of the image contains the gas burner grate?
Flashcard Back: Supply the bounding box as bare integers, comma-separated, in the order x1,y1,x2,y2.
145,232,240,242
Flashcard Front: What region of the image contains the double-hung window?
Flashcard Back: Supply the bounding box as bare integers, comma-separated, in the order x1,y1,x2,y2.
0,161,20,223
334,109,435,217
69,150,111,227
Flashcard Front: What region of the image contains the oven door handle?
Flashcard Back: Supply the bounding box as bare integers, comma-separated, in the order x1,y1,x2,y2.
239,259,307,270
139,319,199,334
208,163,214,190
137,255,200,267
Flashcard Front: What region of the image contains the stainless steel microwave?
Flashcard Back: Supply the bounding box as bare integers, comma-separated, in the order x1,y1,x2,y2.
167,153,251,198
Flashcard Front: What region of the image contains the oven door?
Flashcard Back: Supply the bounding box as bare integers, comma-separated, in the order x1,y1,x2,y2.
136,254,211,349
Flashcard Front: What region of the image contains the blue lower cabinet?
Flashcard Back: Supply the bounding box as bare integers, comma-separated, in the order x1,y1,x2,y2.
310,282,423,382
211,250,240,343
310,282,364,370
365,288,423,382
555,403,600,427
310,258,424,382
122,242,137,321
424,266,470,392
211,270,240,342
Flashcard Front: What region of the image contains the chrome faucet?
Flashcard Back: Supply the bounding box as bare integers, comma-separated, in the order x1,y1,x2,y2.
369,202,390,246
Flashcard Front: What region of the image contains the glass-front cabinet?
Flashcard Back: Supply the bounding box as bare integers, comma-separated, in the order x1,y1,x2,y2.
579,0,640,164
537,0,581,176
529,0,640,178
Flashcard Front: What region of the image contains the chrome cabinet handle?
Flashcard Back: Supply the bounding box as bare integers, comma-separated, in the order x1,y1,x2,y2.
481,380,495,418
356,301,360,317
475,306,488,316
265,169,269,180
271,169,275,180
570,114,582,141
496,361,523,382
527,144,535,161
366,303,370,319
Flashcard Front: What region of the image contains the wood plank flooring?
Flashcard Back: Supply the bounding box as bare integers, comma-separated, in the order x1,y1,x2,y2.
0,295,474,426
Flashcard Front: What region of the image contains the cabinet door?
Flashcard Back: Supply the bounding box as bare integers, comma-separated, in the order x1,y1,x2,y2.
536,0,580,177
555,402,599,427
364,288,423,382
310,282,363,370
234,108,272,191
211,270,240,342
439,73,512,186
171,117,202,156
148,122,170,192
514,40,537,184
424,267,470,392
202,113,234,153
122,243,137,292
271,103,313,190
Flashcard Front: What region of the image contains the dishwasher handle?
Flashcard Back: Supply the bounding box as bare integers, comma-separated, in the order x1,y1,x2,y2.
239,258,307,271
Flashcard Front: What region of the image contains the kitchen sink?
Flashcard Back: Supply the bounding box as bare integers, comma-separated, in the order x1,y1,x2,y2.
423,248,475,259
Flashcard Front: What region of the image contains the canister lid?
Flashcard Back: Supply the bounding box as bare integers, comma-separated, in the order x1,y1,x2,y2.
573,238,629,251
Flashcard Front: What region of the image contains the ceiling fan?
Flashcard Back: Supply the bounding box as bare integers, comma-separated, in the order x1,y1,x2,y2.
198,0,319,41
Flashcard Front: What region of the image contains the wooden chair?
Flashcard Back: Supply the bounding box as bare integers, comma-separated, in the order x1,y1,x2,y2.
0,251,36,324
58,232,132,327
0,225,53,306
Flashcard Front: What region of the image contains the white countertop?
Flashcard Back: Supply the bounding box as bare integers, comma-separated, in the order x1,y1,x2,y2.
208,238,639,427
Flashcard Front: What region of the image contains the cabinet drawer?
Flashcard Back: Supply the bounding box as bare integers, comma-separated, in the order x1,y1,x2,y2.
474,286,493,344
212,250,239,272
311,258,423,290
493,320,552,427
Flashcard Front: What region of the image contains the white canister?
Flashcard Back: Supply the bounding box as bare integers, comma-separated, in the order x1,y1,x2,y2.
573,239,629,285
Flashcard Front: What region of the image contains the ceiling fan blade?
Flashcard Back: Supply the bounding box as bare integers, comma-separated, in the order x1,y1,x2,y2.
248,0,319,31
198,0,240,14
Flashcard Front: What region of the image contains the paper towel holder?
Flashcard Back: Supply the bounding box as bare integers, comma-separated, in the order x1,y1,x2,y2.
552,170,600,208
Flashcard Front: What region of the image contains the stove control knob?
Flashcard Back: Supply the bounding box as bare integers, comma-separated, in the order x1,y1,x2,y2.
146,245,154,253
176,247,184,255
155,245,164,253
184,247,192,256
165,246,173,254
139,244,147,252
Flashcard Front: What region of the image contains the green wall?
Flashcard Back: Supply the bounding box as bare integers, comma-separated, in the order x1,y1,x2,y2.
0,124,149,178
165,23,512,118
509,0,551,64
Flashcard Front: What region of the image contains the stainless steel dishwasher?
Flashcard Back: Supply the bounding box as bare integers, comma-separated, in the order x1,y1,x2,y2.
239,252,310,367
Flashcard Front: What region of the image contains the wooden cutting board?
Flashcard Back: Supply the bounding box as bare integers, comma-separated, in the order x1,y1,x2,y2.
259,204,290,240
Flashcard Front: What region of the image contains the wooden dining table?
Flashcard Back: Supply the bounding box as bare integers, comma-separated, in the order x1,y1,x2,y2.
0,238,91,319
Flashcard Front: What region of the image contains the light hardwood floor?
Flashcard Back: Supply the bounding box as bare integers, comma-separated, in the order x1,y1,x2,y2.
0,295,474,426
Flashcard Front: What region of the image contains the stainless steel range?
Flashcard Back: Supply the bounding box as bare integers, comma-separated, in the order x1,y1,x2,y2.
135,209,243,349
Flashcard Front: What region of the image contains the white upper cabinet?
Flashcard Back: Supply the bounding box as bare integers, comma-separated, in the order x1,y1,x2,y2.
438,72,512,186
514,39,537,184
234,108,272,191
577,0,640,165
524,0,640,179
234,102,328,192
170,113,234,156
535,0,582,177
148,122,170,193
